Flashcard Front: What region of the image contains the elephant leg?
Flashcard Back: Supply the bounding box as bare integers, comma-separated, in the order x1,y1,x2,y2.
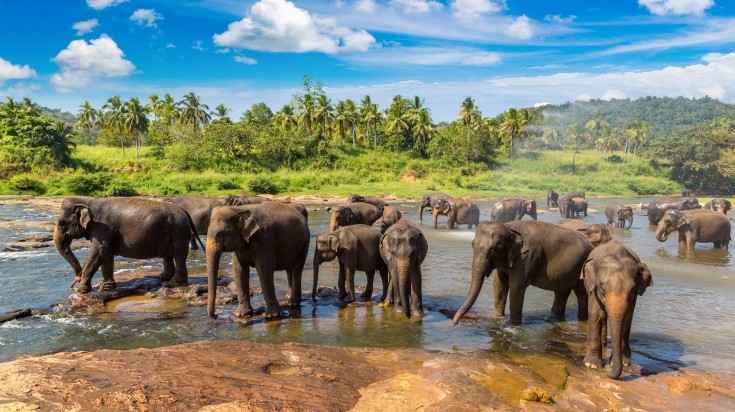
493,271,509,317
507,285,527,325
99,256,116,291
575,282,589,321
160,257,175,281
255,258,280,319
390,268,402,312
410,266,424,318
377,266,389,302
286,260,304,309
584,297,605,369
622,299,636,367
679,232,689,249
172,252,189,286
233,257,253,317
343,266,356,303
77,243,106,293
551,289,571,320
361,270,375,298
337,262,347,300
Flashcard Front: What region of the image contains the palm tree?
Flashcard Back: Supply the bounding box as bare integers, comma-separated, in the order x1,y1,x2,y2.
313,94,334,138
412,109,433,154
627,119,649,163
298,93,315,133
518,108,532,149
542,122,561,171
360,95,381,161
102,95,126,156
344,99,358,146
178,92,211,135
500,108,527,158
20,97,40,116
333,100,350,141
385,96,410,156
585,115,610,162
274,104,298,130
458,96,481,137
212,103,232,123
161,94,177,126
76,100,98,145
565,123,584,175
123,97,149,157
147,94,160,122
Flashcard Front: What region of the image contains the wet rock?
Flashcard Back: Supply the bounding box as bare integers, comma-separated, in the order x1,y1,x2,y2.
522,387,554,404
0,309,32,324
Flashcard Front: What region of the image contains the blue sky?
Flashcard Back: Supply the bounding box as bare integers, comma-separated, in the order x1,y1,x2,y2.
1,0,735,121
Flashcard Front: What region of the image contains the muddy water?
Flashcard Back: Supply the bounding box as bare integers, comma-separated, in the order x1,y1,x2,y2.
0,198,733,377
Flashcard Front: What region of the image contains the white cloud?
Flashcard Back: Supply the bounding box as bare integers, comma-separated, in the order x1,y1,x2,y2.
87,0,128,10
193,40,205,51
50,35,135,91
234,55,258,65
639,0,714,16
602,89,627,100
0,57,36,84
166,43,176,49
0,82,40,98
355,0,376,13
544,14,576,24
451,0,501,22
213,0,376,54
216,48,231,54
130,9,163,28
575,94,593,102
390,0,443,14
344,45,501,66
508,15,533,39
73,19,99,36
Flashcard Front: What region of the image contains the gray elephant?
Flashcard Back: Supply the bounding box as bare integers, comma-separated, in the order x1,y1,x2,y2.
347,194,387,210
547,189,559,207
418,192,450,224
432,198,480,229
164,196,223,249
223,193,271,205
571,198,588,217
380,218,428,318
490,198,537,223
582,239,653,379
312,225,388,303
372,205,402,233
682,188,693,197
558,195,576,218
329,202,381,232
453,220,593,325
655,209,731,249
605,202,633,229
566,191,586,199
647,197,700,225
206,202,310,319
561,221,613,247
54,197,202,293
704,198,732,215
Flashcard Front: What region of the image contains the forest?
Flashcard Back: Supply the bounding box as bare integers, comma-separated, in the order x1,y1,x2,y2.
1,77,734,196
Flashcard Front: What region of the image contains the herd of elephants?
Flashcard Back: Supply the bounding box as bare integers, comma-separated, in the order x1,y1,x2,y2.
51,190,732,379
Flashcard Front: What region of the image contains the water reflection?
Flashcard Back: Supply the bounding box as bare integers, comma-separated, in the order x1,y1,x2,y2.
656,247,732,267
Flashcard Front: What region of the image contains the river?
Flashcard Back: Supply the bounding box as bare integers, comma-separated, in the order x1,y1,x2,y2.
1,197,733,376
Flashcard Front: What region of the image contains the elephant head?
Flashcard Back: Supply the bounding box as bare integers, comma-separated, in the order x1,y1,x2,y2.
453,223,526,325
347,194,364,203
312,233,340,301
582,256,652,378
419,194,432,209
523,199,538,220
617,207,634,229
432,199,452,228
655,209,686,242
709,198,732,214
682,197,700,210
53,197,93,280
577,224,612,247
330,205,355,232
379,221,427,318
373,206,402,233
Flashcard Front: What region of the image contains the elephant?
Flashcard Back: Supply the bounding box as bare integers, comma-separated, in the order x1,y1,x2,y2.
558,195,576,218
453,220,593,325
206,202,310,319
312,225,388,303
284,202,309,222
347,194,387,210
571,198,588,217
647,197,700,225
372,205,402,233
380,218,428,318
490,198,537,223
582,239,653,379
547,189,559,207
655,209,731,249
164,196,223,249
223,193,271,206
605,202,634,229
329,202,382,232
704,198,732,215
418,192,451,224
566,191,586,199
682,188,693,197
432,198,480,229
560,221,613,247
54,197,202,293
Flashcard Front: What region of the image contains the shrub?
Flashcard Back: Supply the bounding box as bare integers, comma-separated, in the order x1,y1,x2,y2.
6,176,45,194
104,180,139,197
217,178,241,191
64,174,111,196
248,175,279,194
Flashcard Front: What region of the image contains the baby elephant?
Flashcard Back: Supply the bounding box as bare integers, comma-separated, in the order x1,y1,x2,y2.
605,202,634,229
561,221,612,247
313,225,388,303
372,205,402,233
582,239,653,379
380,218,428,318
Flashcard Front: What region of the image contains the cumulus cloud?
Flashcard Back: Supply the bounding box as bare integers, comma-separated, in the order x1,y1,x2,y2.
130,9,163,28
73,19,99,36
638,0,714,16
213,0,376,54
602,89,627,100
508,15,533,39
390,0,443,14
87,0,128,10
544,14,576,24
355,0,377,13
0,57,36,84
234,55,258,65
50,35,135,91
451,0,501,22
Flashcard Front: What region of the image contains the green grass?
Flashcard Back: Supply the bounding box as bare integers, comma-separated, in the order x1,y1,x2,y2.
0,145,683,199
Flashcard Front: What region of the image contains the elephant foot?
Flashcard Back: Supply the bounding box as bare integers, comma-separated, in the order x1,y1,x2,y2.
75,283,92,294
234,304,254,318
491,309,505,318
360,290,372,298
287,300,301,309
168,277,189,288
411,308,424,319
584,355,603,369
99,281,117,291
341,295,355,304
264,307,282,319
158,272,174,282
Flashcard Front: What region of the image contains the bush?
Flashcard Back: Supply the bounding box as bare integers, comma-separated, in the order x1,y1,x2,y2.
216,178,241,191
64,174,111,196
248,175,279,194
104,180,139,197
6,176,45,194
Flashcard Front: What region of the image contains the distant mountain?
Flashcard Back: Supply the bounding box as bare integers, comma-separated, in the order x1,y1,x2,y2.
528,96,735,142
39,106,76,124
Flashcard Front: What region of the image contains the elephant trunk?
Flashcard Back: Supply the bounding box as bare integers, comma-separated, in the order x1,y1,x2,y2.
419,205,425,222
206,239,222,319
312,254,321,302
607,295,626,379
329,215,337,232
453,253,488,325
655,223,670,242
54,224,82,278
396,259,411,318
625,215,633,230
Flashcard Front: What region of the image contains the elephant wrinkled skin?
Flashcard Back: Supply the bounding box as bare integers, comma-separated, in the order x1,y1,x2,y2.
372,205,402,233
432,198,480,229
655,208,731,249
164,196,222,249
380,218,428,318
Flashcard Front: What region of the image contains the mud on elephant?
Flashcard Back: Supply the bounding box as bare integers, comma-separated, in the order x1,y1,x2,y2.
54,197,201,293
582,239,653,379
453,220,593,325
380,218,428,318
432,198,480,229
490,198,537,223
206,202,310,319
655,209,731,249
313,224,388,303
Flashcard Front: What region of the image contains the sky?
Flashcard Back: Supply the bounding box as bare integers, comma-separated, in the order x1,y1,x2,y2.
1,0,735,121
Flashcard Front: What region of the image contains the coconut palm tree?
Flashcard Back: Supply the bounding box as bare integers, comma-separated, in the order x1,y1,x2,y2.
274,104,298,130
627,119,649,163
178,92,211,135
565,123,584,175
20,97,40,116
360,95,381,161
123,97,149,157
412,109,433,154
333,100,350,141
102,95,126,156
298,93,315,133
458,96,481,136
212,103,232,123
313,94,334,138
385,95,410,156
147,94,160,122
500,108,527,158
344,99,358,145
76,101,98,145
585,115,610,162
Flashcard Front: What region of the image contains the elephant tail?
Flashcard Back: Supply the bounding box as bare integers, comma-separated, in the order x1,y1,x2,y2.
182,209,206,252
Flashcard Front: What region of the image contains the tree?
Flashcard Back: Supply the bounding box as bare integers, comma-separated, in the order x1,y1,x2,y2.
360,95,381,161
627,119,649,163
75,101,98,145
123,97,149,157
565,123,584,175
102,95,126,156
178,92,211,135
585,115,610,162
298,93,315,133
147,94,160,122
333,100,350,142
500,108,528,158
20,98,40,116
212,103,232,123
241,102,272,126
344,99,358,145
274,104,298,130
313,94,334,138
458,97,481,139
385,95,410,156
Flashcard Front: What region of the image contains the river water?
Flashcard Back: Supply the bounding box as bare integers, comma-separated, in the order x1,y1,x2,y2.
0,198,733,376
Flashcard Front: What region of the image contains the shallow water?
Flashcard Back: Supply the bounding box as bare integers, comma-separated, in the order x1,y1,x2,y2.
0,198,733,376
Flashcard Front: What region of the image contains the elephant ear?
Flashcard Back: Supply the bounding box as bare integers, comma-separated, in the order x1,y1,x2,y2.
506,229,528,268
75,205,93,230
581,259,597,293
637,263,653,296
328,234,341,253
440,201,451,214
237,210,260,242
675,213,691,230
